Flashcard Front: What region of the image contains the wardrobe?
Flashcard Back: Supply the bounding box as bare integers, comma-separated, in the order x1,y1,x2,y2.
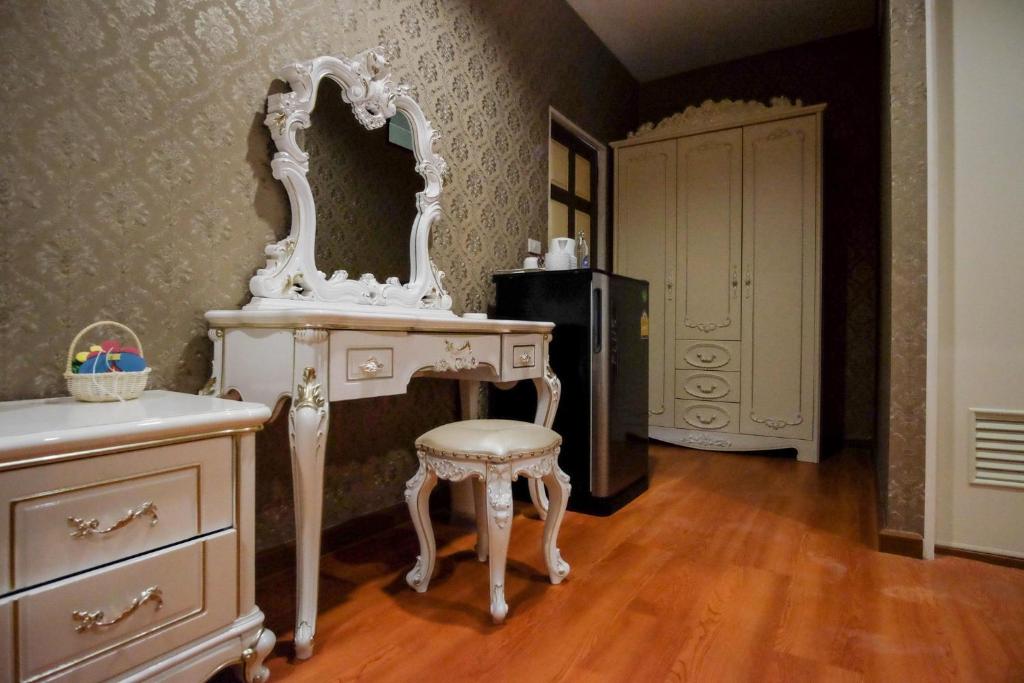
613,99,824,463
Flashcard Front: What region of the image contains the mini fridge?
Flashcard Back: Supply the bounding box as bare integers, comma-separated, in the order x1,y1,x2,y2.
491,269,649,515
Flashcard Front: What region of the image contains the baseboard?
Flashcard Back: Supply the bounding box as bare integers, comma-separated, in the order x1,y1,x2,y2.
255,502,411,580
878,528,924,558
935,545,1024,570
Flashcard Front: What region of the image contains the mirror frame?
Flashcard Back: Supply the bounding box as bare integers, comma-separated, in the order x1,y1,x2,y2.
247,47,454,315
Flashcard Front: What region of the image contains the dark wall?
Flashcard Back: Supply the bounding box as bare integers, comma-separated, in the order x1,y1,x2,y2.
638,29,881,448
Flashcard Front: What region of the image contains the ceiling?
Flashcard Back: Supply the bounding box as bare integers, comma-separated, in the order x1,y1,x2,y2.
565,0,877,82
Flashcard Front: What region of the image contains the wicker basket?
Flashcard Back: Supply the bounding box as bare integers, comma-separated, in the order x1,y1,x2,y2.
64,321,151,402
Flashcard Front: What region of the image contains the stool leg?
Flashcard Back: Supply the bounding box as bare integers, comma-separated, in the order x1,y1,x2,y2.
405,457,439,593
485,464,513,623
472,477,488,562
541,460,571,584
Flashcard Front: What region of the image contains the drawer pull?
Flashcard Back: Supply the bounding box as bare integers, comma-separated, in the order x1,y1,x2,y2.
72,585,163,632
518,352,533,365
68,501,159,538
359,356,385,376
696,383,716,394
696,413,716,425
695,352,717,364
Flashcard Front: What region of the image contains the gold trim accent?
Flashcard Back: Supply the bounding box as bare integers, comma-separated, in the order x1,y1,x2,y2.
9,462,205,590
72,585,164,632
68,501,159,538
0,427,261,474
294,367,325,410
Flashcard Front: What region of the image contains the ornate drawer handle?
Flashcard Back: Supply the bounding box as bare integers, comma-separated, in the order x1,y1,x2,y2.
695,352,717,364
697,383,716,394
518,352,533,364
696,414,716,425
359,357,384,375
72,585,163,632
68,501,159,538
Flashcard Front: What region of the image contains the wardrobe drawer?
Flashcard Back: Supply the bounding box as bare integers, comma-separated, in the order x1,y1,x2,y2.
500,334,544,382
2,438,233,593
675,370,740,403
676,340,741,371
675,400,740,432
3,531,236,683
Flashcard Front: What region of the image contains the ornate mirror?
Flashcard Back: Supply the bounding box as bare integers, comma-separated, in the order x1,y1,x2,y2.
247,47,453,314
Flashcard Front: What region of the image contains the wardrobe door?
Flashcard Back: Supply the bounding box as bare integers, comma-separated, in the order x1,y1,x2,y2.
740,115,818,441
676,129,743,341
615,140,676,428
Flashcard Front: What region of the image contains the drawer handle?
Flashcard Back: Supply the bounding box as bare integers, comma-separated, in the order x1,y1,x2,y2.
695,352,717,364
68,501,159,538
72,585,163,632
518,352,534,365
359,356,384,376
696,413,716,425
696,383,716,394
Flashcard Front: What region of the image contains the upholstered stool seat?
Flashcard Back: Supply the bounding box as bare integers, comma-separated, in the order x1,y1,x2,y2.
405,419,571,623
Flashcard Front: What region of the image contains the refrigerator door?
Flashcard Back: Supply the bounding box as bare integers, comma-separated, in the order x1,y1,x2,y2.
592,273,649,497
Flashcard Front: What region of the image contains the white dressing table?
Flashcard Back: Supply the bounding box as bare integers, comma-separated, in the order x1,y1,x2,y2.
204,48,560,660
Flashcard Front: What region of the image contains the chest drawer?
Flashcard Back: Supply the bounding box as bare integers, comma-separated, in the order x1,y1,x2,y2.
675,370,740,403
675,400,740,432
1,531,236,683
1,438,233,593
676,340,741,371
500,334,544,382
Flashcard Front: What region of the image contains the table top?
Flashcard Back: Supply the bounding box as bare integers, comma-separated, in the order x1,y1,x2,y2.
206,308,554,334
0,390,270,463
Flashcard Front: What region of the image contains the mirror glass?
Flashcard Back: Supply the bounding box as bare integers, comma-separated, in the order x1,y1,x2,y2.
304,77,420,283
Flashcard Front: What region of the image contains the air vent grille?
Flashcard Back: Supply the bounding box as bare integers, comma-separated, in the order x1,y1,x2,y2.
972,409,1024,488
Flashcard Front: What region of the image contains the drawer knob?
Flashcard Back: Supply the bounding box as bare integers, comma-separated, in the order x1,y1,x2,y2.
697,413,716,425
68,501,159,538
72,585,163,632
359,356,385,376
518,352,533,365
696,352,717,364
697,383,716,394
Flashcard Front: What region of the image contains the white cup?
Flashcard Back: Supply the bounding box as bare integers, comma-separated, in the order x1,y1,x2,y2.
523,256,539,269
545,252,570,270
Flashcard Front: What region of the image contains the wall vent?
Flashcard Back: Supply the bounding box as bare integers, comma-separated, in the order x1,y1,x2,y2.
972,409,1024,489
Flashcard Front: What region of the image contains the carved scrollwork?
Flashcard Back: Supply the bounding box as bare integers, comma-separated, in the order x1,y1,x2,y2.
683,317,731,334
434,340,479,372
487,464,513,529
679,433,732,449
512,457,555,480
247,46,453,314
423,454,477,481
750,413,804,430
294,367,325,410
629,97,805,139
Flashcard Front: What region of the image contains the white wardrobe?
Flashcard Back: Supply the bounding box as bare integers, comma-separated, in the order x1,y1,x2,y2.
613,99,824,462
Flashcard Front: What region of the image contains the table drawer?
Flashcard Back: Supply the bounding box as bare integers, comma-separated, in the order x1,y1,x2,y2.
675,370,740,403
2,438,233,593
500,334,544,382
675,400,740,432
2,531,236,683
676,340,741,371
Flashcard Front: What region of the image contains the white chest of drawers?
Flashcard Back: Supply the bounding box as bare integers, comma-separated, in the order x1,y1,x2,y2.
0,391,274,683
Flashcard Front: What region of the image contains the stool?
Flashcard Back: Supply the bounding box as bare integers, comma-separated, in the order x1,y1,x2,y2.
404,419,571,623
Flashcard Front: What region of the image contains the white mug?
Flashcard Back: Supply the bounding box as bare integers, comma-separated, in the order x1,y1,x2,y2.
523,256,539,269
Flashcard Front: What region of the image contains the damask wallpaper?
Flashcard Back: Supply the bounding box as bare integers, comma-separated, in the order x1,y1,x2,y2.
0,0,637,550
878,0,928,537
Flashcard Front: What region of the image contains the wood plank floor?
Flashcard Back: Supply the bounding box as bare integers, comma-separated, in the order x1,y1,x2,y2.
253,445,1024,682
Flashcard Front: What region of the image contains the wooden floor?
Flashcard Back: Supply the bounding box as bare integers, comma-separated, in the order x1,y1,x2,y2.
253,445,1024,682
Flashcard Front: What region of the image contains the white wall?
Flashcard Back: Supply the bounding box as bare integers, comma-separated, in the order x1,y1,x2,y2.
933,0,1024,557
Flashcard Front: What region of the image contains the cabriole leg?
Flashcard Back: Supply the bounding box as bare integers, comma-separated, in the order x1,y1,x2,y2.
485,463,513,623
541,458,571,585
242,627,276,683
405,455,439,592
531,356,562,519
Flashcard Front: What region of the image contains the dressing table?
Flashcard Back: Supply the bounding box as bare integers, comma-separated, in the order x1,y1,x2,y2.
204,48,559,660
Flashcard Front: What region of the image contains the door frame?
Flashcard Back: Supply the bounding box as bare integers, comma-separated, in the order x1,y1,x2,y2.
549,108,608,270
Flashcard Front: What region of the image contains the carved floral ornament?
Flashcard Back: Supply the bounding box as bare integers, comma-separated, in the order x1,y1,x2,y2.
248,46,454,315
628,97,805,139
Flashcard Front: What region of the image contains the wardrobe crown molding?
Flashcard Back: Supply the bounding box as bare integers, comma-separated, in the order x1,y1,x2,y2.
613,98,826,148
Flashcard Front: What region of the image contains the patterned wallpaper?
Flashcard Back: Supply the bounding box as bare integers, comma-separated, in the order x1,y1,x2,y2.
0,0,637,550
878,0,928,536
